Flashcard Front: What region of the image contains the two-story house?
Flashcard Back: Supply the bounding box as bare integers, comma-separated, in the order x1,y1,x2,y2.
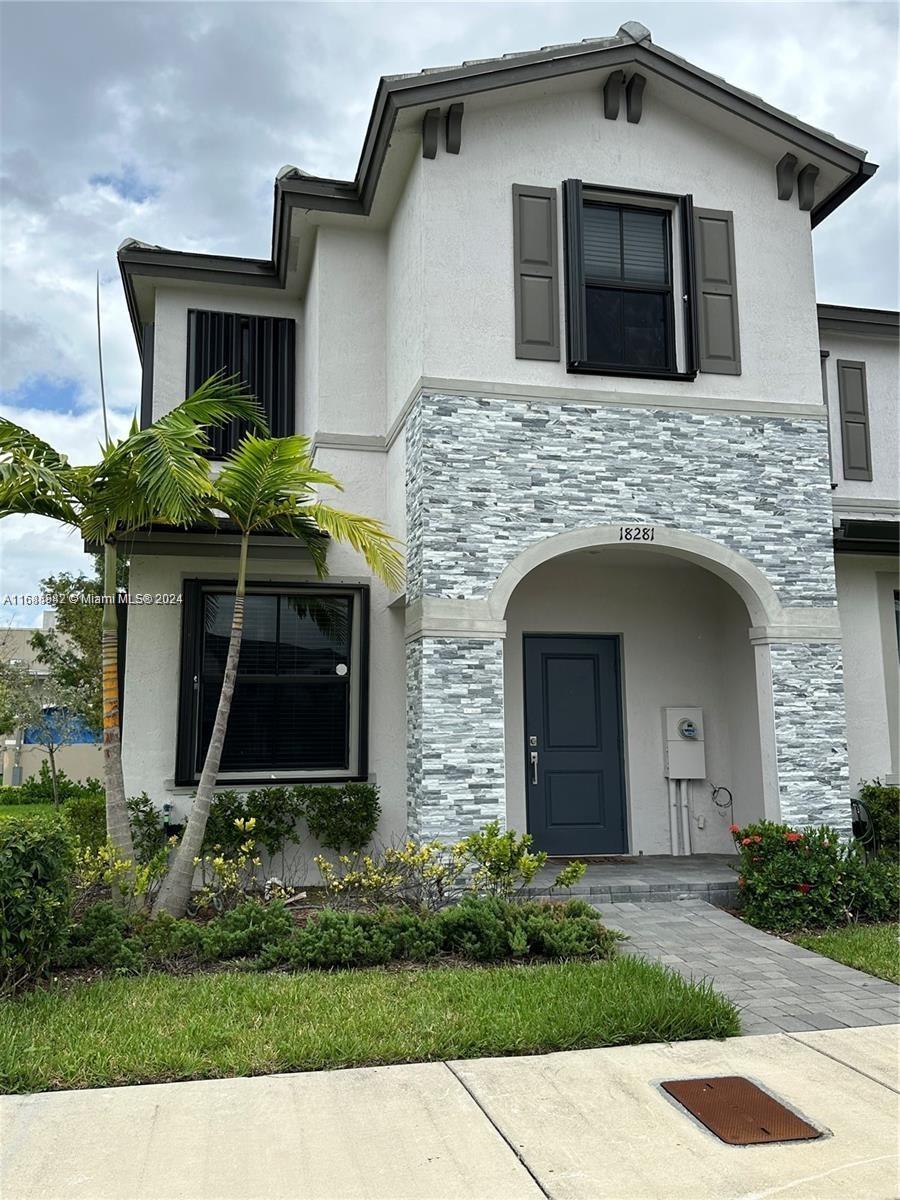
115,23,898,863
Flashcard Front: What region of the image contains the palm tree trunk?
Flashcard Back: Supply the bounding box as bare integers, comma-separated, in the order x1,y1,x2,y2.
154,533,249,917
101,540,134,862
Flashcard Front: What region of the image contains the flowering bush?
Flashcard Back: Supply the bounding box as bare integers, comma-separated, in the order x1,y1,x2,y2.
71,839,171,916
192,818,262,913
316,824,586,912
731,820,898,931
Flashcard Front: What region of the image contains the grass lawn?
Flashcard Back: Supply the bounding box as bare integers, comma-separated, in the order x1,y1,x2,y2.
794,923,899,984
0,956,740,1093
0,803,56,822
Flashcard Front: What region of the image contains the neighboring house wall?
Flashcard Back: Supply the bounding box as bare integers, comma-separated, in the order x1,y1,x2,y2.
822,331,898,503
835,555,900,788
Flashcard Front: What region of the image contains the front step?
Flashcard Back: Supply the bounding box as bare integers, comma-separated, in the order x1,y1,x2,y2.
522,880,739,908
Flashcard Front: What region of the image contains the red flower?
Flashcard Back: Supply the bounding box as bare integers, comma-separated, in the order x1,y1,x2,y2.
729,825,741,834
737,877,745,887
796,883,812,893
741,837,752,846
752,836,762,844
785,832,803,843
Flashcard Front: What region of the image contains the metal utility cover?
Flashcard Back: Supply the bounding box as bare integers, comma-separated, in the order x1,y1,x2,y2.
661,1077,822,1145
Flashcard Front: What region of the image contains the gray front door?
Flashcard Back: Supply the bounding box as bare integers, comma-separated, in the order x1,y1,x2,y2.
523,635,627,855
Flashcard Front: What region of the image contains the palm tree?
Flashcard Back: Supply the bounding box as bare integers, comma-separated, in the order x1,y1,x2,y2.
0,377,264,861
153,433,403,917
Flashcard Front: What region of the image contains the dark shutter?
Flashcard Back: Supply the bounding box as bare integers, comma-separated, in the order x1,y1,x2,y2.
836,360,873,480
512,185,560,360
693,208,741,375
139,324,155,429
186,310,295,457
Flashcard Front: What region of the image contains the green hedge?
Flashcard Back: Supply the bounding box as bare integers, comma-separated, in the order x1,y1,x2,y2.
0,763,102,807
57,895,623,976
203,783,380,857
0,816,72,993
859,781,899,860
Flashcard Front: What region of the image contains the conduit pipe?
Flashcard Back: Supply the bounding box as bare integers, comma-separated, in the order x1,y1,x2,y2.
668,779,680,856
679,780,693,857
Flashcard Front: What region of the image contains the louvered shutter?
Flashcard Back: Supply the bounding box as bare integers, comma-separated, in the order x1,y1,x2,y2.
693,208,741,375
512,185,560,360
836,360,873,480
186,310,296,456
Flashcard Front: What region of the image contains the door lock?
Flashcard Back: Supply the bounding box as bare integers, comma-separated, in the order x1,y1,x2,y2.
530,750,539,785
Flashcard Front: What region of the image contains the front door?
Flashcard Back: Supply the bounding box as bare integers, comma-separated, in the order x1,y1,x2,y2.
524,635,627,855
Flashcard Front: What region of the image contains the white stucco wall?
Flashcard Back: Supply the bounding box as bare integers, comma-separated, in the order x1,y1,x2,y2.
405,80,822,418
821,331,899,503
502,550,763,854
836,553,900,788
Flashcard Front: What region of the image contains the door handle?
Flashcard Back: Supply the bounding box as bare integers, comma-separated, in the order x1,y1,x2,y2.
530,750,539,785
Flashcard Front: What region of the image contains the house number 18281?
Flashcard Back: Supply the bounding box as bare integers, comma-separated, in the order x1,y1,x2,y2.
618,526,655,542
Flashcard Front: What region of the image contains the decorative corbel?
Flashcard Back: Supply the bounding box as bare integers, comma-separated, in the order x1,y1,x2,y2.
603,70,626,120
625,73,646,124
422,108,440,159
776,153,798,201
445,103,464,154
797,163,819,212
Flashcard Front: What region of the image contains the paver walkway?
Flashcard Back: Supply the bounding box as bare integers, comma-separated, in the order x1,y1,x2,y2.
599,898,900,1035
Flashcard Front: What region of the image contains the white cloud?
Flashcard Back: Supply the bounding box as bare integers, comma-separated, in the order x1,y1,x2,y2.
1,2,896,624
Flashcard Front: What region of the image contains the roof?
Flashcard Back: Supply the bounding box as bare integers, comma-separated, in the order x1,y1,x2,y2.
817,304,899,338
119,20,878,352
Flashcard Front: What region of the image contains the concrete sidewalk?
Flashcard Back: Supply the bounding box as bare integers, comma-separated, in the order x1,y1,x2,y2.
2,1026,897,1200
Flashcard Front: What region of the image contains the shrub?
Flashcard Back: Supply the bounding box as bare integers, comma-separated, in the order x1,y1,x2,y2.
63,793,106,851
858,780,899,860
59,901,143,973
0,764,102,807
259,909,395,970
438,895,512,961
302,783,380,853
461,821,586,898
731,820,899,931
0,816,72,993
194,900,295,963
127,793,167,864
316,839,468,911
843,853,900,923
193,819,262,913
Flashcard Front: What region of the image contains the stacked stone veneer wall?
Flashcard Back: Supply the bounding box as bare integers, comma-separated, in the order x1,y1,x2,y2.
406,637,506,840
405,391,849,839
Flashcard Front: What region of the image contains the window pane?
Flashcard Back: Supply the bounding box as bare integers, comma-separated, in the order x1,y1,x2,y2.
279,595,351,675
585,288,624,365
202,593,277,676
199,679,350,772
622,210,668,284
623,292,668,367
583,206,620,280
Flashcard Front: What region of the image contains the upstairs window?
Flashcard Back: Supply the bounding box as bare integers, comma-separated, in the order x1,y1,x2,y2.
186,309,295,457
581,202,674,371
561,180,741,381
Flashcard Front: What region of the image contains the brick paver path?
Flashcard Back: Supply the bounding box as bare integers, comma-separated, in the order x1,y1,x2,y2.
599,898,900,1035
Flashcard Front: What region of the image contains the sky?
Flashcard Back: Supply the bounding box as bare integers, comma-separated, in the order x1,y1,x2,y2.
1,0,897,627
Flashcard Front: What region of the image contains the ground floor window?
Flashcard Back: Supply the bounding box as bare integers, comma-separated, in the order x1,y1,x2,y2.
175,581,368,785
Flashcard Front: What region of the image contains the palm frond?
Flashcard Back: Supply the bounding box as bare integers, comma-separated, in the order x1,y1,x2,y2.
307,502,404,591
0,419,70,469
214,434,322,529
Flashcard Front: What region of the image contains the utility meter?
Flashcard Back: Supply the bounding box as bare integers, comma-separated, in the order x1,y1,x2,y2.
663,708,706,779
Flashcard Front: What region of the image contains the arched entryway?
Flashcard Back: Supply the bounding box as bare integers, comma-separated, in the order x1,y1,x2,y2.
492,525,781,857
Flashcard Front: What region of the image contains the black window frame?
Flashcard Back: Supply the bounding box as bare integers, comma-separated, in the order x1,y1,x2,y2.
185,309,296,459
563,179,699,382
175,579,370,787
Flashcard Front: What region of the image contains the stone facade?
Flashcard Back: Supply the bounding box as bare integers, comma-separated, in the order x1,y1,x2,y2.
405,637,506,841
406,392,836,606
770,642,850,833
406,389,850,843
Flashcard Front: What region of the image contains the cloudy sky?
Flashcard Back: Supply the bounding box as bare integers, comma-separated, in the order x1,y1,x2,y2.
1,0,897,626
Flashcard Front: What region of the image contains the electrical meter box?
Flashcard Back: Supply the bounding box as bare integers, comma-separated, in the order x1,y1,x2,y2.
663,707,706,779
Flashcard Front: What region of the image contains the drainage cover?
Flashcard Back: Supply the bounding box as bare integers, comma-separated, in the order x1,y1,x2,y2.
660,1077,822,1145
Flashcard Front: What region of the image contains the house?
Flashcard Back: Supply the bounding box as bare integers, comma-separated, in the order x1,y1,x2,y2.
115,23,898,861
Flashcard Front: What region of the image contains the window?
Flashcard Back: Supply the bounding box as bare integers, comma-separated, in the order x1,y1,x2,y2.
582,203,674,370
186,310,295,458
176,582,368,785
